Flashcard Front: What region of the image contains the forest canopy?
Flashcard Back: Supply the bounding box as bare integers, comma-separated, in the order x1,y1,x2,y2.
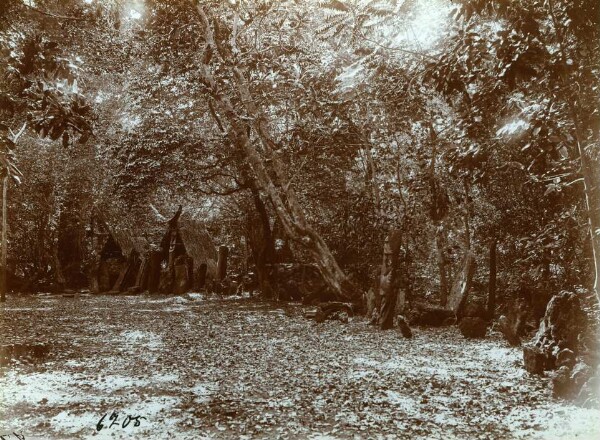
0,0,598,312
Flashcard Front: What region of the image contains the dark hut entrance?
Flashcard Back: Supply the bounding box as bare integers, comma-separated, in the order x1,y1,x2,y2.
97,234,125,292
159,224,194,294
152,206,218,294
96,233,141,294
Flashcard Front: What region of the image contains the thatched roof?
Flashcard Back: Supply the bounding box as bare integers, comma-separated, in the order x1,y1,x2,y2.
178,212,218,275
94,203,165,256
94,203,218,275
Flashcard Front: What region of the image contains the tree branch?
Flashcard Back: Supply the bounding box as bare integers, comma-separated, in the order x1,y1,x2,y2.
23,4,91,21
9,122,27,144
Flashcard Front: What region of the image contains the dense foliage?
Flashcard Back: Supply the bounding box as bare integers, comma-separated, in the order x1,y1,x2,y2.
1,0,598,312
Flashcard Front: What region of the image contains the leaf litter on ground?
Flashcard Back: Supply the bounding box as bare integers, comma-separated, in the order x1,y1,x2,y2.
0,294,598,439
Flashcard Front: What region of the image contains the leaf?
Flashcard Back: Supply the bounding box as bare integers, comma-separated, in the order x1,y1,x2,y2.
49,124,63,141
322,0,349,12
78,131,90,145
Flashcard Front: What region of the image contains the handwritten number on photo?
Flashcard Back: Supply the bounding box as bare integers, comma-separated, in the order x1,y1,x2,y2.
97,412,147,431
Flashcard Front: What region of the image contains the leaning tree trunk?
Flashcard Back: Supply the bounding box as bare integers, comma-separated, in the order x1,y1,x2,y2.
193,5,356,301
447,251,477,318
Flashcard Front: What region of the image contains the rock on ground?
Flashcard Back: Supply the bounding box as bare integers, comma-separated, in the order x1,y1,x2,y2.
458,317,488,338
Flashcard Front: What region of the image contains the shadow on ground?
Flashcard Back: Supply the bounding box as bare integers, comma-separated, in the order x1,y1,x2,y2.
1,294,598,439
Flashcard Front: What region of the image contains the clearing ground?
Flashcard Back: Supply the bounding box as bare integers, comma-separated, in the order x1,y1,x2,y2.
0,294,598,439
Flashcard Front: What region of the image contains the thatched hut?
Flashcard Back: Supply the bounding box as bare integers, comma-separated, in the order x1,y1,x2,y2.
177,211,218,290
90,204,218,294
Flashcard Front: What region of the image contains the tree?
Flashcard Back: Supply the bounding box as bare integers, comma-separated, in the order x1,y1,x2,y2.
427,0,600,300
0,4,94,295
0,123,24,302
180,2,359,299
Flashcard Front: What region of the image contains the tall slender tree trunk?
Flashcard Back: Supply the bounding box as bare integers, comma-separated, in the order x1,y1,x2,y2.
427,124,450,307
463,178,472,251
0,176,7,302
487,237,497,320
435,223,449,306
547,0,600,300
217,246,228,281
52,241,66,290
363,143,383,217
572,124,600,301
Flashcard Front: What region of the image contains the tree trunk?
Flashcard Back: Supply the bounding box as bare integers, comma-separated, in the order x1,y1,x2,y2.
0,176,7,302
447,251,477,317
547,0,600,301
365,287,379,323
56,191,86,289
463,178,472,251
246,188,276,298
427,125,450,307
435,223,449,306
197,263,207,289
577,143,600,300
379,230,404,330
217,245,228,281
193,5,356,301
32,210,50,291
362,143,383,217
487,238,497,320
52,237,66,291
89,228,106,294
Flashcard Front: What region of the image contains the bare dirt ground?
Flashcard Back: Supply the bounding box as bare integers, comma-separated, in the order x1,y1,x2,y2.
0,294,598,439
